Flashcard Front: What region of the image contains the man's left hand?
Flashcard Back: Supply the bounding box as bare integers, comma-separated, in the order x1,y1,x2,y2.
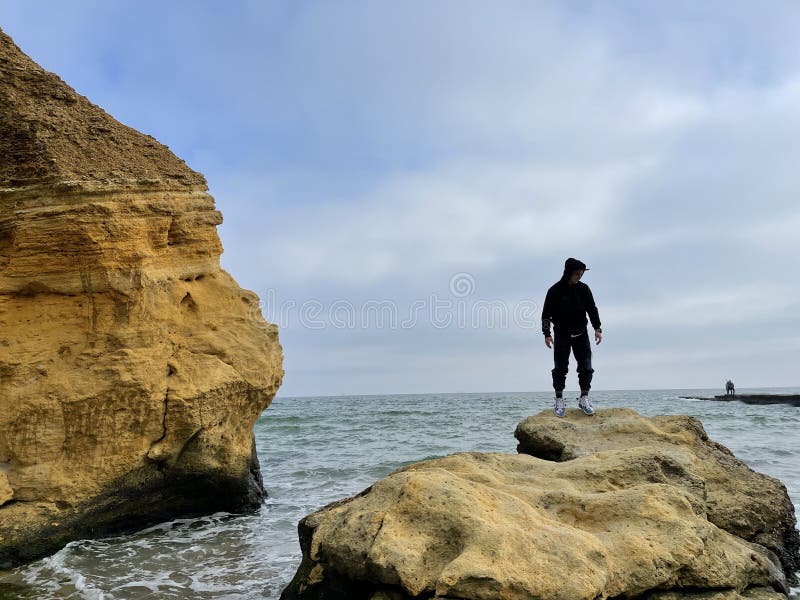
595,329,602,344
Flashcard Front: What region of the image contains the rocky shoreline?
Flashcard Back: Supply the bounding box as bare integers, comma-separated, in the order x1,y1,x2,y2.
282,408,799,600
678,395,800,408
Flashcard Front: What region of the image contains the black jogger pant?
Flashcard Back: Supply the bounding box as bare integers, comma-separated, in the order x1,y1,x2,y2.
551,328,593,393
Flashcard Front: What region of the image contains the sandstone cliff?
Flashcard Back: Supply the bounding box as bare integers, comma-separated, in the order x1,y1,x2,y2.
0,28,283,567
282,409,798,600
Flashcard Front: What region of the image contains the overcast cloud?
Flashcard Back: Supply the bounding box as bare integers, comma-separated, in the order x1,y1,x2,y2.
3,1,799,395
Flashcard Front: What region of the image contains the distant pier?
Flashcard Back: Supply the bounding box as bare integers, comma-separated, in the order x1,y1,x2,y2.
679,393,800,407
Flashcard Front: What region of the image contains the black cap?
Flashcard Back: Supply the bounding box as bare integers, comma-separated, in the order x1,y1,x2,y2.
564,257,589,271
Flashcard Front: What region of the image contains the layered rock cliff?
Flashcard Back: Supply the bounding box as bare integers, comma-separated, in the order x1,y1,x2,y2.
282,409,798,600
0,28,283,567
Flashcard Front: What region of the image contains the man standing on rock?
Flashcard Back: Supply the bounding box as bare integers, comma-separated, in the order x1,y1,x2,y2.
541,258,602,417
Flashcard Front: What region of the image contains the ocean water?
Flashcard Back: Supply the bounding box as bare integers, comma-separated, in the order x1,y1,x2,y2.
1,387,799,599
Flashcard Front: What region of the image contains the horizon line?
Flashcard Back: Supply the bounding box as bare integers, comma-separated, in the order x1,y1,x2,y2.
273,384,800,401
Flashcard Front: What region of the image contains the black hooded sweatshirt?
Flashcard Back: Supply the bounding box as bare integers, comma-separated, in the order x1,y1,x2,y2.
541,258,601,337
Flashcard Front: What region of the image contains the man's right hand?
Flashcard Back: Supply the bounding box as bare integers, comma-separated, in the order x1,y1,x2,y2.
545,336,553,349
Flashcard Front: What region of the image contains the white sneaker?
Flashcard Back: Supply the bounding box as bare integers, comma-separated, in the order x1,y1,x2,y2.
578,395,595,416
553,396,566,417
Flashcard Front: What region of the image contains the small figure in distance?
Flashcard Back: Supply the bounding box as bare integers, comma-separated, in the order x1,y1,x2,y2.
726,379,735,396
541,257,602,418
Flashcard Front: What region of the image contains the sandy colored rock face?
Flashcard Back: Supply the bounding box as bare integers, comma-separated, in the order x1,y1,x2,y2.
515,407,800,580
0,29,205,190
0,28,283,567
282,410,796,600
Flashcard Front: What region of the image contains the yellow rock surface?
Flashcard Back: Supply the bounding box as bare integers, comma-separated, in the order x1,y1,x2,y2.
515,408,800,579
282,410,795,600
0,28,283,566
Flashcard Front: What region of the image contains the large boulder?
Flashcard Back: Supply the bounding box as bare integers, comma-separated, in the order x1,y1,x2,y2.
281,411,795,600
515,408,800,580
0,28,283,567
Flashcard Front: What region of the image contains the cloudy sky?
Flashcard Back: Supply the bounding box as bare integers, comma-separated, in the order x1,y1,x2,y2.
3,1,799,396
